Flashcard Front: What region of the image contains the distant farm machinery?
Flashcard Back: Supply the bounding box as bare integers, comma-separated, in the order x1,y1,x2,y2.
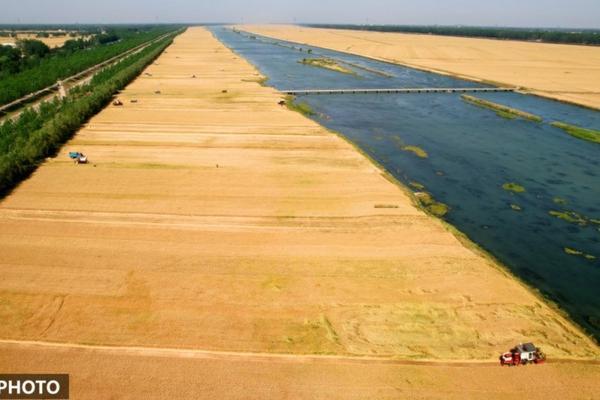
69,151,88,164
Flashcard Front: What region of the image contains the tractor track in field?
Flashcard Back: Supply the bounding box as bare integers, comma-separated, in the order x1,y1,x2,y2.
0,339,597,367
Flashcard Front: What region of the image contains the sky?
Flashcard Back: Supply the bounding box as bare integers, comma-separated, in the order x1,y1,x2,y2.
1,0,599,28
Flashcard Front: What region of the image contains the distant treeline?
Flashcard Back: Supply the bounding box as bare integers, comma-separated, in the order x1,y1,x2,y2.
0,26,180,106
0,30,181,195
304,24,600,45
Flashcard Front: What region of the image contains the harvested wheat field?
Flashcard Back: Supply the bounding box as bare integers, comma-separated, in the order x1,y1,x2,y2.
243,25,600,110
0,27,598,398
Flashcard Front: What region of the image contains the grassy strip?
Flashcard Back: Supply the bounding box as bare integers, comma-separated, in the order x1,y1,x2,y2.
0,31,180,196
284,95,315,116
461,94,542,122
551,122,600,144
299,58,356,75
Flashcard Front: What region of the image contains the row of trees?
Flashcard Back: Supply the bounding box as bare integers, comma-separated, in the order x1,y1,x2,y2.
306,24,600,46
0,30,181,195
0,26,179,105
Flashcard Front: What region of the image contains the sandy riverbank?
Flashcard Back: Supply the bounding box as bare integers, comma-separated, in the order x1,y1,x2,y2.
242,25,600,110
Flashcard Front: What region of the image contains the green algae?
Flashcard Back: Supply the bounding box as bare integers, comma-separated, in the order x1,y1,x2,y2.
553,197,567,205
409,181,426,190
502,182,526,193
551,122,600,144
549,210,587,225
415,192,449,217
402,145,428,158
564,247,596,261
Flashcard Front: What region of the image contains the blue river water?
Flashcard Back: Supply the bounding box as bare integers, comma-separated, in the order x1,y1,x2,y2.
210,27,600,339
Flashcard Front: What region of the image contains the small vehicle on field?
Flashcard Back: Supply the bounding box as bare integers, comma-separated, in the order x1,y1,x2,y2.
69,151,88,164
500,343,546,366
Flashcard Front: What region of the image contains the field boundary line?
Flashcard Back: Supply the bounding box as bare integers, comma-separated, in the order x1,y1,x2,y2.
0,339,597,366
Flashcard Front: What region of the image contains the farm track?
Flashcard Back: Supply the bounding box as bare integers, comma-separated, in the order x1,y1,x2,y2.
2,339,598,366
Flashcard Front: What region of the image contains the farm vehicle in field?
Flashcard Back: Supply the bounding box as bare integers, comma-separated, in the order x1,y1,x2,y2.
500,343,546,366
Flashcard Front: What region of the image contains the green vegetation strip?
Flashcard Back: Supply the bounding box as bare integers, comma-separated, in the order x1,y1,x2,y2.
284,95,315,116
299,58,356,75
549,210,600,227
461,95,542,122
550,122,600,144
0,31,181,195
0,27,180,106
564,247,596,261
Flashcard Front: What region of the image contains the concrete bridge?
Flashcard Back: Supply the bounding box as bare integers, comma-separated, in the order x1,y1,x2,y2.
282,87,516,96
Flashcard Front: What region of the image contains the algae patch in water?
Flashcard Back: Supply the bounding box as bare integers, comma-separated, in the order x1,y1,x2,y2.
550,210,600,227
551,122,600,144
391,136,428,159
553,197,567,205
502,182,526,193
402,145,428,158
564,247,596,261
409,181,426,190
299,58,356,75
415,192,449,217
550,210,587,225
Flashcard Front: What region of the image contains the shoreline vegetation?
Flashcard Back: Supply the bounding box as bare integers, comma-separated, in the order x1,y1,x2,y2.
551,121,600,144
461,94,543,122
284,95,316,116
299,58,356,75
0,30,182,196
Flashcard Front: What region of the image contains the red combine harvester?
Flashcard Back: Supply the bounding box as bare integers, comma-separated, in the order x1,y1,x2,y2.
500,343,546,366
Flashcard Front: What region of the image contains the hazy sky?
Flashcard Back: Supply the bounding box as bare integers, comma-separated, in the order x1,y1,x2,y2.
1,0,599,28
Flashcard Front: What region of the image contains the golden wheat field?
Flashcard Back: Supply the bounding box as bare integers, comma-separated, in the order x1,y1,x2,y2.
0,27,598,399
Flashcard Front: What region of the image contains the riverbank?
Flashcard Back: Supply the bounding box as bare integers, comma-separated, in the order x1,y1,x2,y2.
241,25,600,110
0,26,598,397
